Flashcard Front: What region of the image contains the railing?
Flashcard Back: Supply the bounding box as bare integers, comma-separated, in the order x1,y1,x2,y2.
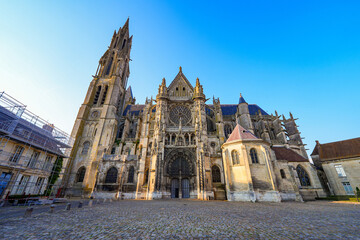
0,150,54,173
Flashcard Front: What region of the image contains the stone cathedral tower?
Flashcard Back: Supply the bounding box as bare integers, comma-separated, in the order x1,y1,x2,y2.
65,19,132,196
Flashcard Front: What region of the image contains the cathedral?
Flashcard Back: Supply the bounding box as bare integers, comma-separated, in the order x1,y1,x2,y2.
64,19,326,202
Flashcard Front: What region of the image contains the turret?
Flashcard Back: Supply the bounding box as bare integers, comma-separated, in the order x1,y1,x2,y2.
193,78,205,100
236,93,254,133
156,78,169,100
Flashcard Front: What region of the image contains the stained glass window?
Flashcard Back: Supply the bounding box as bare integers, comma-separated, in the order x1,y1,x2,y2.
212,165,221,182
296,165,311,186
169,105,192,126
105,167,118,183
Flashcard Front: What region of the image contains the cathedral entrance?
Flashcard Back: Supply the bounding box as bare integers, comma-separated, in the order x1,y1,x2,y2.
171,178,190,198
181,178,190,198
171,179,179,198
165,149,196,199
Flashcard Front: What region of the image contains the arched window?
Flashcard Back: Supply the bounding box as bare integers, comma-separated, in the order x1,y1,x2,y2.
105,167,118,183
76,167,86,183
144,169,149,185
191,134,196,145
212,165,221,183
81,141,90,154
231,150,240,165
224,124,233,139
250,148,258,164
100,85,108,105
280,169,286,179
148,142,152,154
177,137,184,146
105,57,113,75
296,165,311,186
185,133,189,145
121,39,127,49
171,135,176,145
93,86,101,105
127,166,135,183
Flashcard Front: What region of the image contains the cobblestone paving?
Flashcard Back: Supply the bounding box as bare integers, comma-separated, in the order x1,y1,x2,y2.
0,200,359,239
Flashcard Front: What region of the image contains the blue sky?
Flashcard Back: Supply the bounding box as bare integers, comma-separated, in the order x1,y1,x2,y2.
1,1,359,156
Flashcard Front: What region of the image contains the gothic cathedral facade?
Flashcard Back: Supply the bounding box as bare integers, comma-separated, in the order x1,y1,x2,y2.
65,20,326,202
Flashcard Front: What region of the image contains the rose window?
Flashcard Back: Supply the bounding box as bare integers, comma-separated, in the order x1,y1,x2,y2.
169,105,191,126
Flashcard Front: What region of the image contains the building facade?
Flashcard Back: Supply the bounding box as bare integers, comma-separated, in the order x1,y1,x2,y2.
65,19,326,201
311,138,360,196
0,92,72,199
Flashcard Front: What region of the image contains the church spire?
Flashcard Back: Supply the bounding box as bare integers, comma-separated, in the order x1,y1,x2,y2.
193,77,205,100
238,93,247,104
156,78,168,100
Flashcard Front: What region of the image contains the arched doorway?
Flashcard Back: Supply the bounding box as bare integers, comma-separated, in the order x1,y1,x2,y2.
171,179,179,198
181,178,190,198
166,150,195,199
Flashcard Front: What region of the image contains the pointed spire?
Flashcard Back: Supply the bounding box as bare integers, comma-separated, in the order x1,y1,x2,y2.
161,77,166,86
196,77,200,87
289,112,293,119
275,110,278,117
238,93,247,104
179,66,182,72
123,17,129,29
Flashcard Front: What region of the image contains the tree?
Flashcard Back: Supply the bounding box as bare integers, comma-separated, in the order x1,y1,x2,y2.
44,157,63,196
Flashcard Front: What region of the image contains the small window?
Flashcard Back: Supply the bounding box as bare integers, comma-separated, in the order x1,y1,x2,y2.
105,57,113,75
250,148,258,164
231,150,240,165
27,151,40,168
93,86,102,105
121,39,127,49
183,87,185,91
211,165,221,183
335,165,346,177
280,169,286,179
43,155,52,171
100,85,108,105
127,166,135,183
342,182,354,195
105,167,118,183
76,167,86,183
224,124,233,139
9,146,24,163
296,165,311,187
176,87,178,91
111,147,116,154
144,169,149,185
81,141,90,154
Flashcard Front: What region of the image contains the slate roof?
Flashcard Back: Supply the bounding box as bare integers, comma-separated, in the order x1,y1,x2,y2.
238,94,246,104
311,138,360,161
226,124,259,143
123,104,269,116
272,146,308,162
219,104,269,116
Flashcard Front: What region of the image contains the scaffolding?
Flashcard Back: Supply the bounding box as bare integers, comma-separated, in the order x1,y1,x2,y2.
0,91,74,205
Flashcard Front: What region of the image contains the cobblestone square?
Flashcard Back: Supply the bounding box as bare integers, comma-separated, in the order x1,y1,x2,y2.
0,200,359,239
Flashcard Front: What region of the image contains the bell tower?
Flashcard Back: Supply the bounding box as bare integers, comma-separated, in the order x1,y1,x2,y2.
65,19,132,197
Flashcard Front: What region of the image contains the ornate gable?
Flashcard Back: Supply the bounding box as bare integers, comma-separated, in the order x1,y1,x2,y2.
167,67,194,99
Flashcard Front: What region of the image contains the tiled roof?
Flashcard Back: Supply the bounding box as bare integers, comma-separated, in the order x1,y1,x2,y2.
226,124,258,143
272,146,308,162
311,138,360,161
